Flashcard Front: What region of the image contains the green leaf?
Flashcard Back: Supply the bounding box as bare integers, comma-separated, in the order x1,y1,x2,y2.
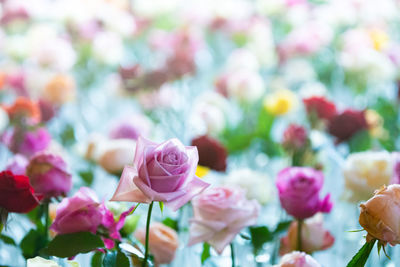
60,124,76,146
162,217,178,231
256,108,275,139
346,239,376,267
102,251,130,267
79,170,94,186
20,229,47,259
0,234,16,246
249,226,273,254
201,243,211,264
348,130,372,153
91,251,104,267
42,232,104,258
159,202,164,213
274,220,292,235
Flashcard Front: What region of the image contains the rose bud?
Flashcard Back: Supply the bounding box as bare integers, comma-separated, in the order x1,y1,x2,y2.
188,186,260,254
282,124,308,151
5,154,28,175
276,167,332,220
343,151,393,202
50,187,103,234
26,153,72,198
135,222,179,266
303,96,336,121
0,171,40,213
191,135,227,172
328,109,368,143
111,136,210,211
359,184,400,245
280,214,334,255
275,251,321,267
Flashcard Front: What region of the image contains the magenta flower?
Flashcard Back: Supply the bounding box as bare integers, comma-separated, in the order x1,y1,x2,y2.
2,127,51,157
276,167,332,219
51,187,103,234
26,153,71,198
111,136,210,211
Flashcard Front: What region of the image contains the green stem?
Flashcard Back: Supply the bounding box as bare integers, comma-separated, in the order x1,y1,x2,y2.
230,243,235,267
297,219,303,252
142,201,154,267
44,202,49,243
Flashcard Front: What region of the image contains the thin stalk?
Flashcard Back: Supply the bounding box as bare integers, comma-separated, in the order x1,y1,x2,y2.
142,201,154,267
44,202,49,243
297,219,303,252
230,243,235,267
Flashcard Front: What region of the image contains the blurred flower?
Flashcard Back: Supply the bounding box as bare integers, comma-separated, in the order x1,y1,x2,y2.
280,214,334,254
111,137,209,211
136,85,178,110
343,151,393,202
51,187,102,234
224,168,273,205
365,109,387,139
27,257,61,267
109,115,153,140
188,186,260,254
328,109,368,143
263,89,297,116
42,74,76,107
391,152,400,185
0,171,40,213
282,124,308,151
0,107,9,133
359,184,400,245
303,96,336,121
5,154,28,175
93,31,124,65
225,69,265,103
135,222,179,265
191,135,227,172
275,251,321,267
276,167,332,219
27,152,72,198
97,139,137,174
2,127,51,157
4,97,41,124
38,99,56,123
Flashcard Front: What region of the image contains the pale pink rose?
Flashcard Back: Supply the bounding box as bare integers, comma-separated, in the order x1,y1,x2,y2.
50,187,103,234
275,251,321,267
111,136,209,211
5,154,28,175
135,222,179,266
188,186,260,254
359,184,400,245
280,214,334,254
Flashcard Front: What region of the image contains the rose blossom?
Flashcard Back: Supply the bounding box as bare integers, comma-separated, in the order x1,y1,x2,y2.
282,124,308,151
0,171,40,213
188,186,260,254
109,115,152,140
26,153,71,198
276,167,332,219
343,151,393,202
97,139,136,174
135,222,179,266
328,109,368,143
191,135,227,172
275,251,321,267
111,137,210,211
359,184,400,245
2,127,51,157
51,187,103,234
280,214,334,254
303,96,337,121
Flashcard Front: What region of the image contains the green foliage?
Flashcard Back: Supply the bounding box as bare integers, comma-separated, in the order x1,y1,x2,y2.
0,234,16,246
91,252,104,267
348,130,372,153
20,229,47,259
162,217,178,231
346,239,376,267
42,232,104,258
79,170,95,186
102,250,130,267
201,243,211,264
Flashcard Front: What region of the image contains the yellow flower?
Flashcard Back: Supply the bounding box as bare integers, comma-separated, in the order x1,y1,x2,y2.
195,165,210,178
263,89,296,116
369,29,389,51
365,109,388,139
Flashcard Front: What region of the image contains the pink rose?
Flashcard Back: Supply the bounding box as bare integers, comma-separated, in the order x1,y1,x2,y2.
2,128,51,157
275,251,321,267
111,137,209,211
51,187,103,234
26,153,71,198
5,154,28,175
276,167,332,220
135,222,179,266
188,186,260,254
280,214,334,255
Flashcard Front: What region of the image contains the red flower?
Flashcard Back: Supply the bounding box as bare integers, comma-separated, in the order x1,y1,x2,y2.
328,109,368,143
191,135,227,172
282,124,308,150
303,96,337,120
0,171,40,213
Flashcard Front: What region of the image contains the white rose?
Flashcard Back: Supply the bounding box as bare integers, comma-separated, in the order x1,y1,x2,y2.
226,70,265,103
343,151,394,202
93,31,124,65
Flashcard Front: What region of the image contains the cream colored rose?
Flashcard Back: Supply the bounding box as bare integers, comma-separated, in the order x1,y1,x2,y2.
343,151,394,202
96,139,136,174
359,184,400,245
27,257,79,267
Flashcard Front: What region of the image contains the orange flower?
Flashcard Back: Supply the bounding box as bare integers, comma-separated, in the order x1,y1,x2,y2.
4,97,41,123
42,74,76,106
359,184,400,245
